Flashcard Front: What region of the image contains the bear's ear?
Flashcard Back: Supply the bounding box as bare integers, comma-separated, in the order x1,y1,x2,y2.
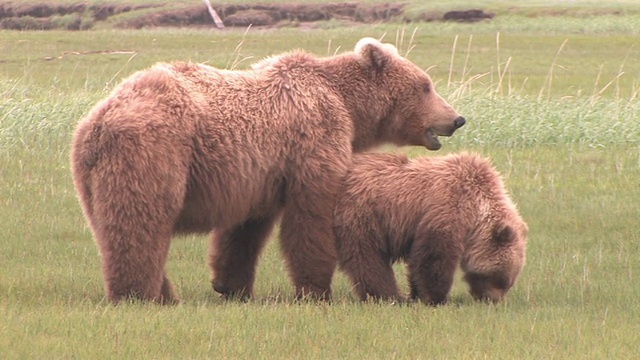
355,37,399,71
493,225,515,245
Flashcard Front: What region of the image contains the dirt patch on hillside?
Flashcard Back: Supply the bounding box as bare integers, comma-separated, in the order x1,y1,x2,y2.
0,1,496,30
123,3,408,29
0,2,164,30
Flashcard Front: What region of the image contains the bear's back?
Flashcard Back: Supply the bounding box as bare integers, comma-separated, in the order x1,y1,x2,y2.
421,153,521,231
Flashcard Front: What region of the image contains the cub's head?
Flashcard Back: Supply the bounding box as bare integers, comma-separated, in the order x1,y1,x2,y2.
354,37,465,151
461,217,528,303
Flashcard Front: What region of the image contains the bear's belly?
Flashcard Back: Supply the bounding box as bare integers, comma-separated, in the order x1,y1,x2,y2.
173,164,286,234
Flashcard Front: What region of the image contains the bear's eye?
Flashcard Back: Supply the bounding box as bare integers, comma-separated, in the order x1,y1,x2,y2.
422,83,431,94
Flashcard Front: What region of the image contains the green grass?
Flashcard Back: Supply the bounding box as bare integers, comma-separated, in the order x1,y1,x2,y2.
2,139,638,358
2,27,639,97
2,4,640,358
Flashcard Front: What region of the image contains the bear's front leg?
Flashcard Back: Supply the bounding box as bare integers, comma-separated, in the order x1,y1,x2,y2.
279,173,345,301
210,216,277,301
408,227,462,306
348,258,402,302
335,220,403,302
280,207,337,300
160,273,179,304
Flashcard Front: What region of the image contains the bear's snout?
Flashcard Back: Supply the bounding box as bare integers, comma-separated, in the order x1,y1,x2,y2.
212,280,229,295
423,116,466,151
454,116,466,129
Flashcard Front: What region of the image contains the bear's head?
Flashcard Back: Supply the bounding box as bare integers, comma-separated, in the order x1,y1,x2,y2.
352,37,466,151
461,217,528,303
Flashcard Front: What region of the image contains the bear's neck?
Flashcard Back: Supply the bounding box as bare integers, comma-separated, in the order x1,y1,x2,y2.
321,55,390,152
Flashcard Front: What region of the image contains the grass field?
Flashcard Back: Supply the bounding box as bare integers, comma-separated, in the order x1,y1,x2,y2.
1,1,640,358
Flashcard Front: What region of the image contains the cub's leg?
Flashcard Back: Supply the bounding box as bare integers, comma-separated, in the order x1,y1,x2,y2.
335,214,402,302
407,227,462,306
343,254,401,302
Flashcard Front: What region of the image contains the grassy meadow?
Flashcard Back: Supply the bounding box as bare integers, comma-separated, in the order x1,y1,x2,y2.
1,1,640,358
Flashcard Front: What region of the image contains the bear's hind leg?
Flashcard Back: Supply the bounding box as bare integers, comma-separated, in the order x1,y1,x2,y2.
210,216,277,301
88,140,188,304
95,215,176,304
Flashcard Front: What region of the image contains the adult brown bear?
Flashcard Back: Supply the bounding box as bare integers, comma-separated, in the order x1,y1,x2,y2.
70,38,465,303
334,152,527,305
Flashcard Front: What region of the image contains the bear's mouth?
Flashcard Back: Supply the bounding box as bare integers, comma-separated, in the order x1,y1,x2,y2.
424,117,465,151
424,129,442,151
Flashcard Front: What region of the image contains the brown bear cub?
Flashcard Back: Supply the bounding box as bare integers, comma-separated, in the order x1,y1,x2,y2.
71,37,465,304
334,152,528,305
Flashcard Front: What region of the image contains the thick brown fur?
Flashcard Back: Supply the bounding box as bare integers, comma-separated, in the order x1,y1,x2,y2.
334,152,528,305
70,37,465,304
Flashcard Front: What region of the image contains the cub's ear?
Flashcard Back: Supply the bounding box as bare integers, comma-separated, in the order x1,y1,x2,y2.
355,37,399,71
493,224,515,245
